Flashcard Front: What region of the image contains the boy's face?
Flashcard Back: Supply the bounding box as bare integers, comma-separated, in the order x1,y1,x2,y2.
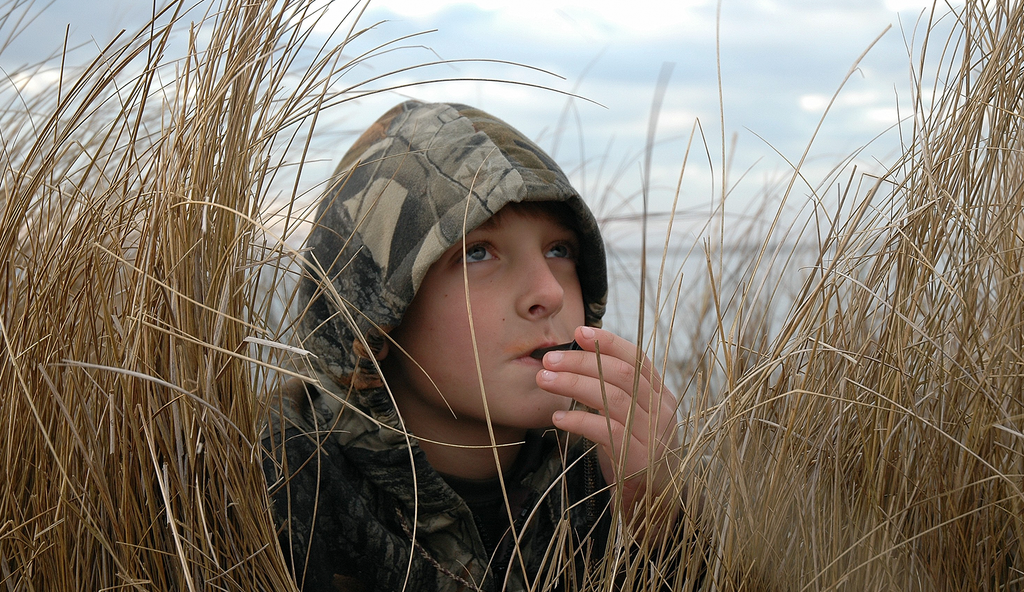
384,205,585,440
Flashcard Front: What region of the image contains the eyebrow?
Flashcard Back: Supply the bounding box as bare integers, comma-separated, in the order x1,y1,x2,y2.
471,205,575,233
474,216,501,231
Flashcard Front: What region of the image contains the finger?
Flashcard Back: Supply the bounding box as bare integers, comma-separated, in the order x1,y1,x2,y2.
536,368,651,439
573,326,667,394
553,410,665,496
551,408,642,468
650,393,681,441
541,349,670,416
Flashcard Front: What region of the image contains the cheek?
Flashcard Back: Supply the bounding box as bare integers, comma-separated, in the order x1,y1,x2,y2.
425,296,476,357
395,291,464,360
561,279,586,324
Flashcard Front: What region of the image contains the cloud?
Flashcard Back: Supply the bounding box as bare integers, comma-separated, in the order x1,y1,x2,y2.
352,0,719,43
3,68,63,96
883,0,960,11
1,0,945,219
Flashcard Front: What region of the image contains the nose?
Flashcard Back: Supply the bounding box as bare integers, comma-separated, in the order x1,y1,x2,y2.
516,254,565,319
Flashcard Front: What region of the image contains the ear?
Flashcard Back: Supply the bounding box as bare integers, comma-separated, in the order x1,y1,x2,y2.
350,330,391,391
376,339,390,361
352,327,391,361
373,326,393,361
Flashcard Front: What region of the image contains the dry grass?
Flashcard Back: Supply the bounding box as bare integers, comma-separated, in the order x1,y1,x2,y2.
679,3,1024,590
0,0,373,588
2,0,1023,590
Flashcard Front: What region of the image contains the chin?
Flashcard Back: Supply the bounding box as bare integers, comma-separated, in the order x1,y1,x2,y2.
486,389,570,429
526,402,573,428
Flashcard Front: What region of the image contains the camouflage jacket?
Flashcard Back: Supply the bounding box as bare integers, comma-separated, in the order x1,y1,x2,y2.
262,376,610,592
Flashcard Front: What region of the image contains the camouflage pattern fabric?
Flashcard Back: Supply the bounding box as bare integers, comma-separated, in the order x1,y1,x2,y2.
261,101,610,591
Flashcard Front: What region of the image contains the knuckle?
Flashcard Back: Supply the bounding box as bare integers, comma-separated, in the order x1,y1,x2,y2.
564,412,584,429
613,359,634,383
607,388,630,410
565,371,585,389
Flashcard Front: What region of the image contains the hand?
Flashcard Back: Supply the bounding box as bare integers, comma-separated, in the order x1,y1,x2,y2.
537,326,681,526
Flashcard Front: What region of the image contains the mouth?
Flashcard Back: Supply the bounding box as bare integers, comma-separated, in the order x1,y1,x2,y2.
529,340,581,360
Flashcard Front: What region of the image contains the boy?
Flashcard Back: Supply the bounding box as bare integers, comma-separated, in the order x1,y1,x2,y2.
262,101,681,591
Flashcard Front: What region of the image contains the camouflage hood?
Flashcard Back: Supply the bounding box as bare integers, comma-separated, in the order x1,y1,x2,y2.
299,100,608,408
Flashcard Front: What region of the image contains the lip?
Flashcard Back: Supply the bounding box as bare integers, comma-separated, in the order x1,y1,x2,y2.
513,339,561,362
528,340,580,360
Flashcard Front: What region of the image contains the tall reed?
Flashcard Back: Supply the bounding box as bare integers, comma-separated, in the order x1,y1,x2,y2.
2,0,1023,590
0,0,374,588
687,3,1024,589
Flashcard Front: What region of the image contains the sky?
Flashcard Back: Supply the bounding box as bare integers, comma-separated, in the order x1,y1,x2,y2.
0,0,954,227
0,0,963,338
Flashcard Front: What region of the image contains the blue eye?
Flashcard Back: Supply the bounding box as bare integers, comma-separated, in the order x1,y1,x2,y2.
546,243,573,259
465,244,493,262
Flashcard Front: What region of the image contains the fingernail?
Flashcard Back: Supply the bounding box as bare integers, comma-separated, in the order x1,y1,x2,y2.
546,351,563,364
581,326,595,339
539,369,556,382
553,410,566,422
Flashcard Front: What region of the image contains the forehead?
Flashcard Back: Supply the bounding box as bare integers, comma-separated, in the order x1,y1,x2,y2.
475,202,578,234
